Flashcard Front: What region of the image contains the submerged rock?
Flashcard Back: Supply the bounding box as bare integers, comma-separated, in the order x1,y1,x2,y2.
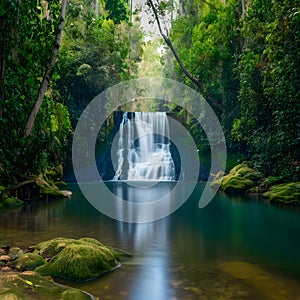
263,182,300,205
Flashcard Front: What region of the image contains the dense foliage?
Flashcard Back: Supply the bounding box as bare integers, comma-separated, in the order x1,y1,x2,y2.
0,0,71,184
162,0,299,181
0,0,134,187
0,0,299,190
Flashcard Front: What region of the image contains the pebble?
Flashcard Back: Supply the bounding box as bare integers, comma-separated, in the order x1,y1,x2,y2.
1,266,13,272
0,255,11,262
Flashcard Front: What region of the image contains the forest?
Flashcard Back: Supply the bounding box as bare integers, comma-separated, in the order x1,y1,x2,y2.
0,1,300,299
1,0,299,204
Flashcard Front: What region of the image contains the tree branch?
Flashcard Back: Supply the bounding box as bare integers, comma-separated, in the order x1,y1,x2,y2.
147,0,222,112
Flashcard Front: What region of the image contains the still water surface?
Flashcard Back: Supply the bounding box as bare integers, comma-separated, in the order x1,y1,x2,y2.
1,182,300,299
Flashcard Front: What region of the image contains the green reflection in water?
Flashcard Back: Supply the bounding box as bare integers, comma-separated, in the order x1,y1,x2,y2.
1,182,300,299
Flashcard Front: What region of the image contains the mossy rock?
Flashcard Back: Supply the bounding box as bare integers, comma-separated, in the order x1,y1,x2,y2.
263,182,300,205
0,271,93,300
3,197,23,208
8,247,23,260
34,238,79,259
36,243,119,281
60,289,93,300
222,176,255,193
212,163,261,193
78,237,104,247
16,253,46,271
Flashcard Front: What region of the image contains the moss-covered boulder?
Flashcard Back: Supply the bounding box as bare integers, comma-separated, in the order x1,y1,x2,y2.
0,271,93,300
35,237,105,259
36,243,119,281
262,182,300,205
15,253,46,271
35,237,123,281
211,163,262,193
2,197,23,208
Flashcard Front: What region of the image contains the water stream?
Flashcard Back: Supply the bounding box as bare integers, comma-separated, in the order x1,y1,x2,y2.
1,183,300,299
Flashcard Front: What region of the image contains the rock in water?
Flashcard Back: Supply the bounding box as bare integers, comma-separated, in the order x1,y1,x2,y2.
35,237,122,281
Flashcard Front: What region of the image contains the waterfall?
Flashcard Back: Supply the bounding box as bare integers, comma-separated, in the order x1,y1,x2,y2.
113,112,176,181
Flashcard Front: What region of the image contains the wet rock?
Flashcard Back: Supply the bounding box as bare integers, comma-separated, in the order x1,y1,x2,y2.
263,182,300,205
8,247,22,260
36,242,119,281
0,271,93,299
1,266,13,272
1,246,10,253
0,255,12,262
16,253,46,271
211,162,261,193
34,237,126,281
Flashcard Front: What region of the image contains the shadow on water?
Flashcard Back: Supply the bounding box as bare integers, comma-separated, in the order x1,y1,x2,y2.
1,182,300,299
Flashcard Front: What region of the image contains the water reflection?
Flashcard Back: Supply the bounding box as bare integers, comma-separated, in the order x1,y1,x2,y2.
1,183,300,299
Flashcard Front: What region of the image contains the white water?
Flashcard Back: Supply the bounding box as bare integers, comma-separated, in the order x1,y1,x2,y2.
113,112,176,181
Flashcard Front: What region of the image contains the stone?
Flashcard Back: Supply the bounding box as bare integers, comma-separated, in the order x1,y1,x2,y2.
211,162,261,193
1,266,13,272
263,182,300,205
0,255,11,262
36,242,120,281
16,252,46,271
34,237,128,281
59,190,72,198
0,271,93,299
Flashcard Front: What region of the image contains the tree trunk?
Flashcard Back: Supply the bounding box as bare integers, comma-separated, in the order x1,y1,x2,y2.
24,0,67,138
0,16,6,112
95,0,99,18
147,0,222,113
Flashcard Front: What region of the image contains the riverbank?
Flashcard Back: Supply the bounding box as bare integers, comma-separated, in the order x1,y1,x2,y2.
0,165,72,210
211,162,300,206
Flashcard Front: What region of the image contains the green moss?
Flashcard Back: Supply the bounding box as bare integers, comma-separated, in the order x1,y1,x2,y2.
211,163,261,193
36,243,119,281
222,176,255,193
78,237,104,247
60,289,92,300
16,253,46,271
35,237,78,258
263,182,300,204
8,247,23,260
3,197,23,207
0,271,94,300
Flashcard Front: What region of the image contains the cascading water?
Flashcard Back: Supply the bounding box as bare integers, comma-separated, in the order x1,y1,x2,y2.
113,112,176,181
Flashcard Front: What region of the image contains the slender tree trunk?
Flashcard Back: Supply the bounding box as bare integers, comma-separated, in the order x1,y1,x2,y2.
95,0,99,18
0,16,6,112
12,0,20,61
147,0,222,112
241,0,245,18
24,0,67,138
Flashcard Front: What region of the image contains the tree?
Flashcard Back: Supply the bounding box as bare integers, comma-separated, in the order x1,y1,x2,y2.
25,0,67,137
0,0,71,184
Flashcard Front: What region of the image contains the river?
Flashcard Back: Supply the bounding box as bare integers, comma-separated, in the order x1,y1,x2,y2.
1,182,300,299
